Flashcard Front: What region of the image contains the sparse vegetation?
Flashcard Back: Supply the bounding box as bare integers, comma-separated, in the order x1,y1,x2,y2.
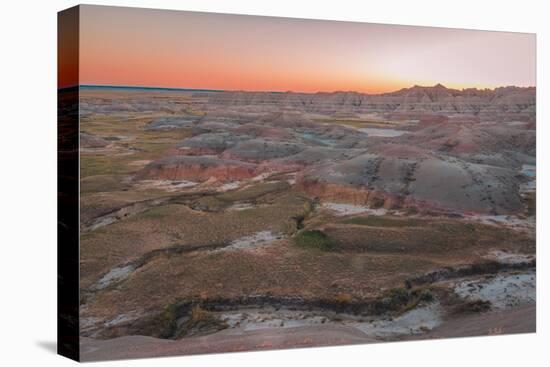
293,230,334,251
451,299,492,314
145,302,228,339
155,302,182,339
370,286,434,315
280,199,313,234
343,216,426,227
175,305,227,338
78,87,536,352
335,293,353,304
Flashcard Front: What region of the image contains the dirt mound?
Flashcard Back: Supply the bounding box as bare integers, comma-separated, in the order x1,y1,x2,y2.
176,132,250,155
299,151,523,214
138,156,258,182
399,122,535,155
80,132,109,148
233,123,294,140
221,138,305,163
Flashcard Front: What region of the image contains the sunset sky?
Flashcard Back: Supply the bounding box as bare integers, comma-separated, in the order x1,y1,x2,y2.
75,5,536,93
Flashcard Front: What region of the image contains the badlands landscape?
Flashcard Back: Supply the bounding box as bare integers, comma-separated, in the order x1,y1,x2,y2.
78,84,536,360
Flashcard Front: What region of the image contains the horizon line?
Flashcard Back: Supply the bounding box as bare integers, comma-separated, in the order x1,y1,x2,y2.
61,83,537,95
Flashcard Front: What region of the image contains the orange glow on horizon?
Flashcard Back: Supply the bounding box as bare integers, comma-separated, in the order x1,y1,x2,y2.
74,5,536,93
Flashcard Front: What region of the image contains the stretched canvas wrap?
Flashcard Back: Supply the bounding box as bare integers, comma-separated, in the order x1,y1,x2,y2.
58,4,536,362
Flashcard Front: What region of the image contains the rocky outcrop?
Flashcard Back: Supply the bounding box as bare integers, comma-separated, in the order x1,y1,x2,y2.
137,156,258,182
298,149,524,214
202,85,535,121
394,121,536,156
127,84,534,215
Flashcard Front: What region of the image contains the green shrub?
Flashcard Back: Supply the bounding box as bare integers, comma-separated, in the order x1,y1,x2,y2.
343,216,425,228
293,230,334,251
175,304,227,338
370,287,434,315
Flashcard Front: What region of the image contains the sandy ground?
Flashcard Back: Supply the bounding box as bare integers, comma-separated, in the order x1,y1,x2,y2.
80,324,376,361
413,304,535,340
80,304,535,361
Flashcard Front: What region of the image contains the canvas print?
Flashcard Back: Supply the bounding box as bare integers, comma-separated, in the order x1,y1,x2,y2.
58,5,536,362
